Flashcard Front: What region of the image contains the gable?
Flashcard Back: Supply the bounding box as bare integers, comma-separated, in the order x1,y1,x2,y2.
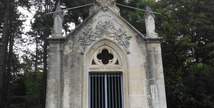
65,8,145,54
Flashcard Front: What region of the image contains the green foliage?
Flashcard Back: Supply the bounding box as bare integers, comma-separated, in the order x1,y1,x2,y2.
62,0,92,26
7,55,44,108
183,63,214,107
31,12,53,37
24,69,43,108
120,0,214,107
157,0,214,107
8,74,27,108
6,55,27,108
164,68,187,108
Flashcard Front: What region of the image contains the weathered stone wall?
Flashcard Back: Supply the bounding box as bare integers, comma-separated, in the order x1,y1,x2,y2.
62,34,83,108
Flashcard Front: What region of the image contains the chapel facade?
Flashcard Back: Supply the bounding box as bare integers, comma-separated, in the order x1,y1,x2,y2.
46,0,167,108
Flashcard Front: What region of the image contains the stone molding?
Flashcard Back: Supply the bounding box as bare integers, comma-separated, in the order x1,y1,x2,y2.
144,37,163,43
47,37,66,44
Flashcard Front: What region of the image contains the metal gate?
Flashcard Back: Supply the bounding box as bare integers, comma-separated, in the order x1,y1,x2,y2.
89,73,123,108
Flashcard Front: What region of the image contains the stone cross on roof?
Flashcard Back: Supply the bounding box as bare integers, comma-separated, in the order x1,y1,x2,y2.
95,0,116,7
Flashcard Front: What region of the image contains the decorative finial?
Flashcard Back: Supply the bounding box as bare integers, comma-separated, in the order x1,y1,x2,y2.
95,0,116,7
52,4,64,37
144,6,158,38
89,0,119,14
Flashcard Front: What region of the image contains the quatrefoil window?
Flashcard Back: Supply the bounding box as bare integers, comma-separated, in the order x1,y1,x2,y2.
97,49,113,65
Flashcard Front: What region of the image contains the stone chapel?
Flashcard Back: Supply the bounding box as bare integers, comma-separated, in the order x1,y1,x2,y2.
46,0,167,108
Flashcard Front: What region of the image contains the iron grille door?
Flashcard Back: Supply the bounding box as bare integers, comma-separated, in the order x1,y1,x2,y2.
89,73,123,108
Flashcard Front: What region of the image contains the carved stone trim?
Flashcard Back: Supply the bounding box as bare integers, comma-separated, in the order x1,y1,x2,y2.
79,20,131,54
88,65,123,72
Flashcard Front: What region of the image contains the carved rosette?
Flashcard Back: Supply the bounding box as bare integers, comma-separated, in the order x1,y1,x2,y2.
79,20,131,54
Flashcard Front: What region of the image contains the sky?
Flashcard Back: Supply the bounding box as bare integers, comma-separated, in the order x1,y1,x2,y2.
16,5,75,62
16,6,37,62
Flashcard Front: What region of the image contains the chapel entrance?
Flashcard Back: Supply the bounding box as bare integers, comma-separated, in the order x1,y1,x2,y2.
89,72,123,108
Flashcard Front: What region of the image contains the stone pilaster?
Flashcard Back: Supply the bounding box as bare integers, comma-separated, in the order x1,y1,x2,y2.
144,6,167,108
62,64,71,108
46,37,65,108
145,38,167,108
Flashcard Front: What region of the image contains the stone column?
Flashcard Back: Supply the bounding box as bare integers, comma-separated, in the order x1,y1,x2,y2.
46,38,65,108
145,38,167,108
145,6,167,108
46,4,65,107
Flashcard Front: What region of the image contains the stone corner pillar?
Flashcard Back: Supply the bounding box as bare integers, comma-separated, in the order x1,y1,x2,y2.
145,37,167,108
46,37,65,108
144,6,167,108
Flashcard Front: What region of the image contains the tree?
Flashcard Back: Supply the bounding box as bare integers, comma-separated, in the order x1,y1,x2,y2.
156,0,214,107
117,0,214,107
0,0,15,107
29,11,53,108
22,56,43,108
0,0,29,107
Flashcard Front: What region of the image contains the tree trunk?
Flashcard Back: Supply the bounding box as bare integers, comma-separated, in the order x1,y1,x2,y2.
0,0,11,107
4,27,14,107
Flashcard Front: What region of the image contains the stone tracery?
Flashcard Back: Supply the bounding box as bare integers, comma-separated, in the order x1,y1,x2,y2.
91,46,120,66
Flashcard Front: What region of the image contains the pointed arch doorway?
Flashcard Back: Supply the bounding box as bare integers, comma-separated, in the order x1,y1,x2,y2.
83,39,129,108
